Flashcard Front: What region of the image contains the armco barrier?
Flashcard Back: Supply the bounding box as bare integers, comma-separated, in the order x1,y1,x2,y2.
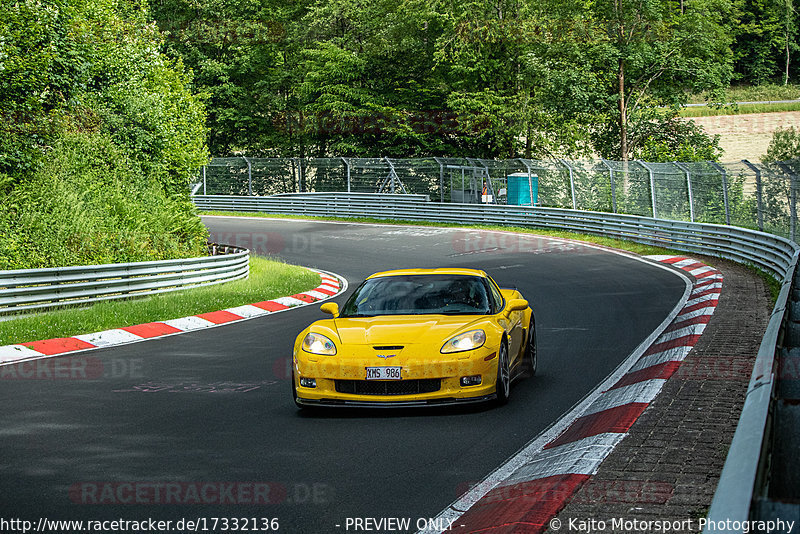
705,252,798,532
196,192,799,529
196,193,796,279
0,244,249,316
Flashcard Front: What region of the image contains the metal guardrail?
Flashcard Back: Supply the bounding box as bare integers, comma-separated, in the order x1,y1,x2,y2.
0,244,249,315
195,193,796,279
196,192,800,527
705,250,799,532
269,191,431,202
196,157,800,242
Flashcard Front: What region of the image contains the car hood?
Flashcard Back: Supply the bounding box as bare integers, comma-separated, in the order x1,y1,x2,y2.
331,315,485,346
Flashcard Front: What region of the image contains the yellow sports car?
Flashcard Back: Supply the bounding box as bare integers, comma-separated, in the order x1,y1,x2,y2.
292,268,536,408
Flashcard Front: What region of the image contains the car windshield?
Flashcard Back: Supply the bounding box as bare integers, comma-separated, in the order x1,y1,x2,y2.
340,274,492,317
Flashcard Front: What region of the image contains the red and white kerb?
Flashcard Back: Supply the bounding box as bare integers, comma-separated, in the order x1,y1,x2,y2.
0,272,344,365
442,256,722,534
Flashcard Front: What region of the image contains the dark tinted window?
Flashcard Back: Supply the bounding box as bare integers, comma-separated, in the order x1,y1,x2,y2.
486,277,504,313
340,275,491,317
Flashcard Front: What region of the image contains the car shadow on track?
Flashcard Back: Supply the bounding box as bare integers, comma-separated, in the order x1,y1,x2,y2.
294,402,498,419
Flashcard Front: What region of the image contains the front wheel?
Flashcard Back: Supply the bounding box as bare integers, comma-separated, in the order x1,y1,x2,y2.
495,341,511,406
522,317,537,378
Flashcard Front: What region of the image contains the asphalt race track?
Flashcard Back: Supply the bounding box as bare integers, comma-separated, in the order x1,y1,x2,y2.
0,217,687,533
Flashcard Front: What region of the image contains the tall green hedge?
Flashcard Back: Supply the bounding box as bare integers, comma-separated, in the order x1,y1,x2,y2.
0,0,209,270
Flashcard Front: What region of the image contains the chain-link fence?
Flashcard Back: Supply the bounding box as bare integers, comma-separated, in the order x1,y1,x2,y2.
194,157,800,241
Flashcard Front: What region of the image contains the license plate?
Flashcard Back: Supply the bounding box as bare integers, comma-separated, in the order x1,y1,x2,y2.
365,367,402,380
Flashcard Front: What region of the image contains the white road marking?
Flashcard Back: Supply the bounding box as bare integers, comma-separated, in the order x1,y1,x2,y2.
417,255,694,534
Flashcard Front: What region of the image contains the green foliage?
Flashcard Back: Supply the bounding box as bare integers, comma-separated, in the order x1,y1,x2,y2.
0,134,207,270
763,126,800,161
0,0,86,177
591,109,723,162
732,0,799,84
0,0,208,270
563,0,733,159
148,0,738,160
634,114,723,162
687,82,800,103
680,101,800,116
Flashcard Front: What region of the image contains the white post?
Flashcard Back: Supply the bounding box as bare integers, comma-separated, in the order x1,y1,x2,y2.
637,160,657,219
560,159,577,210
674,161,695,222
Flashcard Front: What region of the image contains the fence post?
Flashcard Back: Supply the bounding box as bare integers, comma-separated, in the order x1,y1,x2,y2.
793,171,797,243
290,158,297,193
384,157,408,194
389,158,395,193
560,159,578,210
299,158,306,193
778,162,798,241
742,160,764,232
342,157,351,193
475,159,495,203
242,156,253,196
434,157,445,202
600,159,617,213
203,165,207,195
674,162,695,223
637,160,658,219
519,158,535,207
711,162,731,225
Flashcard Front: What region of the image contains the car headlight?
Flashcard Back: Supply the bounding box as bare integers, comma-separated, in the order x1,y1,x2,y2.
302,332,337,355
441,329,486,353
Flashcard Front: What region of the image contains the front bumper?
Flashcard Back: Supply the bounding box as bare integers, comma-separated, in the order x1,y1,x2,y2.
295,393,496,408
293,347,500,407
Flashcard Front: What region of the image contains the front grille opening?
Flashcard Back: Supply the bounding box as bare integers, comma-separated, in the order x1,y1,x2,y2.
372,346,404,350
335,379,441,396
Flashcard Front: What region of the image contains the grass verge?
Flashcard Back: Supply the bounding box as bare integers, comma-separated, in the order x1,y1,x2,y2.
679,101,800,117
745,264,782,305
0,256,321,346
686,84,800,105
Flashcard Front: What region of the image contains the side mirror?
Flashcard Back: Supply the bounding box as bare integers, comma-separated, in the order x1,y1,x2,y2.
320,302,339,317
506,299,528,312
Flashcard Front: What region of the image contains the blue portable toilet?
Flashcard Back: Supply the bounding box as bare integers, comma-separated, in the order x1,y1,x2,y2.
506,173,538,205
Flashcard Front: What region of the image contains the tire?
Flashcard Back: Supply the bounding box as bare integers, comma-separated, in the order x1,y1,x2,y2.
495,340,511,406
522,317,537,378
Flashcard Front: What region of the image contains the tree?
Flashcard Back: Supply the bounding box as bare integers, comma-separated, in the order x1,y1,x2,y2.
527,0,732,160
759,127,799,237
149,0,300,156
764,126,800,161
1,0,208,189
147,0,737,161
732,0,799,84
0,0,89,179
297,0,454,156
593,110,723,161
0,0,209,268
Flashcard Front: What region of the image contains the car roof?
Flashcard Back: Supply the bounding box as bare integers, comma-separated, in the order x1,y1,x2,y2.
365,268,489,280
